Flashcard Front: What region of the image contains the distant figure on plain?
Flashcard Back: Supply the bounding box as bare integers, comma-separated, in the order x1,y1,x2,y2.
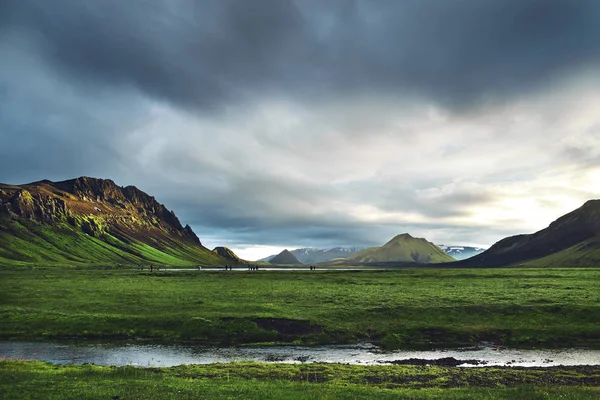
150,263,153,272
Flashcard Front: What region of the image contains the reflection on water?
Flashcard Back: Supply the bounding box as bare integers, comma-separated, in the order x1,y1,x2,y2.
1,341,599,368
168,267,379,271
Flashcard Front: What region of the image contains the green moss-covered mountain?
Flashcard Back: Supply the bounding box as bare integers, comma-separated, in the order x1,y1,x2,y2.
460,199,600,268
269,249,303,265
347,233,455,264
212,246,244,264
0,177,229,267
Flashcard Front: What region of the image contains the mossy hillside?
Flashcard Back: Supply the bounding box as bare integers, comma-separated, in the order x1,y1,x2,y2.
459,199,600,268
1,268,599,348
212,246,244,264
1,360,600,400
0,217,224,267
523,239,600,268
0,177,231,267
348,234,455,264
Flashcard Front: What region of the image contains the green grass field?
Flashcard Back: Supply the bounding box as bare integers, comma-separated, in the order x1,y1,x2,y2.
1,360,599,400
1,267,599,348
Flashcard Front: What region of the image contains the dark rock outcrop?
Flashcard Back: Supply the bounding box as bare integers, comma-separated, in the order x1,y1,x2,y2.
0,177,200,244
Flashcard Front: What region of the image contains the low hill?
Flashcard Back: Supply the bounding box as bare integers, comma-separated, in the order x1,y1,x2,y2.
212,246,245,264
347,233,455,264
459,200,600,268
269,249,303,265
0,177,228,267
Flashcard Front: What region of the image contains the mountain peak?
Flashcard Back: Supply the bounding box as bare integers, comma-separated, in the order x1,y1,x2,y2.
349,234,455,264
0,177,227,266
390,233,414,241
269,249,303,265
582,199,600,207
212,246,243,263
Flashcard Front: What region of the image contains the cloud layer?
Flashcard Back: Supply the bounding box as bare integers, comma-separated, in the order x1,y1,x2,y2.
2,0,600,259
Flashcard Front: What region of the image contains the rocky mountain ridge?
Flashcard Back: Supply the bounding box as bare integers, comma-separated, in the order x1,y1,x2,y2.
1,177,199,242
0,177,227,266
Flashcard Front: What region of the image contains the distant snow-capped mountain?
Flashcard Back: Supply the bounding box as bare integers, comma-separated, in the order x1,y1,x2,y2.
260,245,486,263
437,245,486,260
260,247,365,264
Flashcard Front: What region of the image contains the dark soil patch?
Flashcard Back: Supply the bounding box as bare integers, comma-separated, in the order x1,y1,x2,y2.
216,317,323,342
252,318,322,340
388,357,485,366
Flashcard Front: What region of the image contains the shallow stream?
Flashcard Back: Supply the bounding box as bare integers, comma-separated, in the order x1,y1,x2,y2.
1,341,599,368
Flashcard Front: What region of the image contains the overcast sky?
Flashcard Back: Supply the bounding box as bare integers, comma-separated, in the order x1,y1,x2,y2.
2,0,600,260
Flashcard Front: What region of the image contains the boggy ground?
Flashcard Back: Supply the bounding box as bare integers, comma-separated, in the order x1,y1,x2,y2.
1,267,600,349
1,360,600,399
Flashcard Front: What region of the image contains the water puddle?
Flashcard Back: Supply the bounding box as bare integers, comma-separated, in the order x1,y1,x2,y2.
1,342,599,368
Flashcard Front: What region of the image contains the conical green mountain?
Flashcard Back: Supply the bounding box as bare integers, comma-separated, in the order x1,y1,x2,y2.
269,249,303,265
460,199,600,268
0,177,229,267
347,233,455,263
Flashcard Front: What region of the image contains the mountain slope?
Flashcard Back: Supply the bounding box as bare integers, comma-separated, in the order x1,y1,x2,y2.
347,233,455,264
0,177,227,266
269,249,303,265
459,200,600,268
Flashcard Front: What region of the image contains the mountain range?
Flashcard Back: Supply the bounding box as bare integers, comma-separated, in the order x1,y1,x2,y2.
260,247,365,264
260,244,485,263
2,176,600,269
0,177,239,266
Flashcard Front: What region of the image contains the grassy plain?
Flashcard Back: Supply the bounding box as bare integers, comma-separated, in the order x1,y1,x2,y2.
1,267,599,348
1,360,600,400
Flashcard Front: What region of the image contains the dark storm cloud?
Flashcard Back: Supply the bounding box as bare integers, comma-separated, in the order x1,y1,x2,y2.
2,0,600,257
3,0,600,111
0,31,151,185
